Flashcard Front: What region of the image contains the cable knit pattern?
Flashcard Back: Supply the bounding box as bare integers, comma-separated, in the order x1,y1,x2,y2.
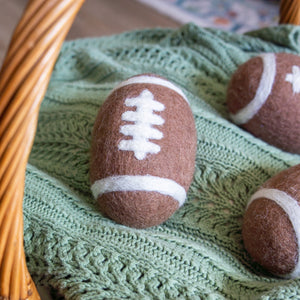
25,24,300,299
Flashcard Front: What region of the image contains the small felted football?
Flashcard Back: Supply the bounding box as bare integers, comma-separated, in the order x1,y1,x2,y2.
90,74,197,228
227,52,300,154
242,164,300,278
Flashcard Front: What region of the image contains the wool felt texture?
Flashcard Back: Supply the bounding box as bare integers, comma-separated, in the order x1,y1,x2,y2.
229,53,276,125
227,52,300,154
25,24,300,298
112,74,189,103
91,175,187,206
90,74,197,228
243,164,300,279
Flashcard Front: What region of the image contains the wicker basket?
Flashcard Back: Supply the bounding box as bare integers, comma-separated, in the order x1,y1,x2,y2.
0,0,299,298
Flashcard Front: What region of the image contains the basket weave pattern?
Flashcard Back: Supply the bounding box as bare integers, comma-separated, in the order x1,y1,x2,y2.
280,0,300,25
0,0,84,298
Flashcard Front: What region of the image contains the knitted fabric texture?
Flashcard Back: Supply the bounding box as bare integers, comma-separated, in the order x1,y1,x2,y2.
25,23,300,299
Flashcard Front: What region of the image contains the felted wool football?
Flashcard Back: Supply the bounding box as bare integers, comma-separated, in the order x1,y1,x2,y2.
90,74,197,228
242,164,300,278
227,52,300,154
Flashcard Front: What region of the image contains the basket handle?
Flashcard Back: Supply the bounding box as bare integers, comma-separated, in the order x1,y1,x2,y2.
0,0,84,299
280,0,300,25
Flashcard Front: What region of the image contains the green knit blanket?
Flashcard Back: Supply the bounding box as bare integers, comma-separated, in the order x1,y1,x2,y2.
25,23,300,299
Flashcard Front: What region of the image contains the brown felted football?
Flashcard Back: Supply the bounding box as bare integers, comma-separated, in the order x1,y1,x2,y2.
90,74,197,228
242,164,300,278
227,52,300,154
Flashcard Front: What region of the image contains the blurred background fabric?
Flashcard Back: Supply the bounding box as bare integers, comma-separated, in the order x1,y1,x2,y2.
137,0,280,32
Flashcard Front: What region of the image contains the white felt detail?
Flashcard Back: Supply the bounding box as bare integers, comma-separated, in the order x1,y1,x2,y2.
230,53,276,125
248,188,300,279
285,65,300,94
119,89,165,160
91,175,186,207
112,75,189,104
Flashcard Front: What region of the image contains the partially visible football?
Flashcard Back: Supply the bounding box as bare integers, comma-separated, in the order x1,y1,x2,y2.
243,164,300,278
90,74,197,228
227,52,300,154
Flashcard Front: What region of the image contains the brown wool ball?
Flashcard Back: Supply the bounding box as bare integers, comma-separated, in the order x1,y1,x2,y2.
242,164,300,278
90,74,197,228
227,52,300,154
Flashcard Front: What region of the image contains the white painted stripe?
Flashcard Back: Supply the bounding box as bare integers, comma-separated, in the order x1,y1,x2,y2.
248,188,300,278
91,175,186,207
111,75,189,104
230,53,276,125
